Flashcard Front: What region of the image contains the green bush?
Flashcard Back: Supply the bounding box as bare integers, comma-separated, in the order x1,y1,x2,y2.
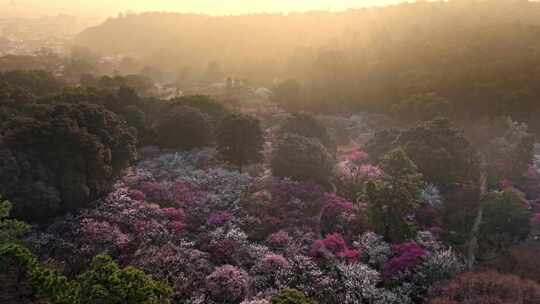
280,112,336,154
0,244,172,304
271,133,334,185
154,106,213,150
170,95,229,123
479,190,532,258
216,112,264,167
271,289,315,304
0,197,30,244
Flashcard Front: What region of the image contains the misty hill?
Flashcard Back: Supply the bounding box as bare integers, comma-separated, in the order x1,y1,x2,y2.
76,0,540,83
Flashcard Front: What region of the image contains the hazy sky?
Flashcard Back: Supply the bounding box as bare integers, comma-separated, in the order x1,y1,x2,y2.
3,0,406,17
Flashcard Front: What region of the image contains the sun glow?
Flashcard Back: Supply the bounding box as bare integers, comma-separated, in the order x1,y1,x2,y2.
5,0,405,17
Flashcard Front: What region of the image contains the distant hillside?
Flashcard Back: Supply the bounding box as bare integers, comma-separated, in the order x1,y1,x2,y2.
75,1,540,82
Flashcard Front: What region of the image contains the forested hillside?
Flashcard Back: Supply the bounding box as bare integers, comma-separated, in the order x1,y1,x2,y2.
75,1,540,129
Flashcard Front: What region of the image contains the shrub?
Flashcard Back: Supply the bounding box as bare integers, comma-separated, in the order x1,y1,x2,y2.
0,244,172,304
154,105,213,150
0,103,137,223
309,233,360,263
336,263,407,304
171,95,229,123
478,190,532,258
77,254,172,304
271,133,334,185
354,232,392,268
241,179,329,239
250,253,291,292
383,241,427,279
132,242,214,301
280,112,336,154
217,113,264,167
0,197,30,244
271,289,315,304
206,265,249,303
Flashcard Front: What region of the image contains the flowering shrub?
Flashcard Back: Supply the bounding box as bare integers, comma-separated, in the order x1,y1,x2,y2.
383,241,427,280
342,149,369,164
241,179,326,239
250,253,291,292
140,182,171,203
337,262,409,304
127,189,146,201
79,218,130,251
21,148,468,303
206,265,250,303
265,231,292,250
336,155,383,202
208,211,234,227
309,233,360,263
419,184,443,208
320,193,363,237
280,254,331,299
354,232,392,268
132,242,213,301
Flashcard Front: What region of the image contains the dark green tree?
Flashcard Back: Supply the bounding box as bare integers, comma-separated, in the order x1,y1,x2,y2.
366,118,481,193
154,106,213,150
0,197,30,244
272,79,304,112
0,70,62,96
77,254,171,304
365,148,422,242
0,103,137,223
216,113,264,167
280,112,337,154
478,190,532,258
170,95,230,124
271,133,334,185
392,92,450,123
0,245,171,304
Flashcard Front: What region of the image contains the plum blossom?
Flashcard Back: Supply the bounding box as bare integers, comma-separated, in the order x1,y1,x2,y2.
310,233,360,263
354,232,392,268
383,241,427,279
342,149,369,164
206,265,250,303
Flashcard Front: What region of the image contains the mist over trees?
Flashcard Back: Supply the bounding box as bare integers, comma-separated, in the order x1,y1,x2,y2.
2,1,540,303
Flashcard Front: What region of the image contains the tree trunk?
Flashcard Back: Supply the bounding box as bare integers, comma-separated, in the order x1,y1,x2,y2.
467,205,483,271
467,157,488,270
